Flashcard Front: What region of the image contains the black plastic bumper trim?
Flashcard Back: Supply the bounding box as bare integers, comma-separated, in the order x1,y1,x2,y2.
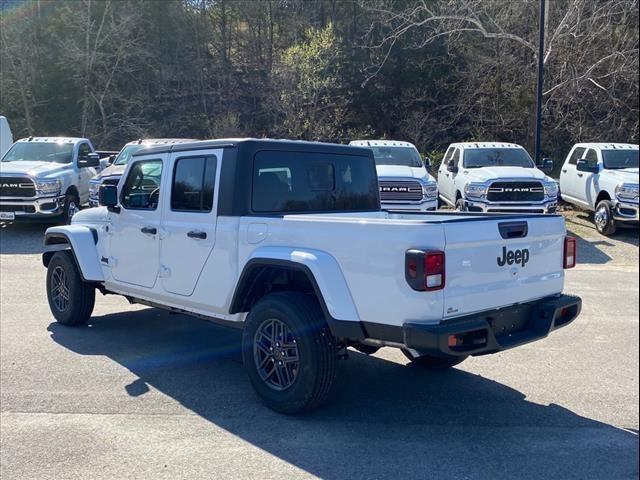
402,294,582,357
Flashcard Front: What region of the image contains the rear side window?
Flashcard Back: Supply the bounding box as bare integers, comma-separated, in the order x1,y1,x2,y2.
568,147,586,165
442,147,453,165
252,151,379,213
450,148,460,165
584,149,598,167
171,155,217,212
121,159,163,210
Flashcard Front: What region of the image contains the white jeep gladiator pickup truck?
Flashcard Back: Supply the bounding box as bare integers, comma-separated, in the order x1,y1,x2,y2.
42,139,581,414
1,137,105,223
559,143,639,235
349,140,438,212
438,142,558,214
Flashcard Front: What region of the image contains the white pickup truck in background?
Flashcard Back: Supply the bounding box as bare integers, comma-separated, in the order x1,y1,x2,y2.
559,143,639,235
350,140,438,212
1,137,107,223
42,139,581,414
437,142,558,214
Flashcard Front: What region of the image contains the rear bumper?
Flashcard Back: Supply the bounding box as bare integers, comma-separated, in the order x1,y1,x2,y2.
464,199,557,214
402,294,581,357
613,201,639,222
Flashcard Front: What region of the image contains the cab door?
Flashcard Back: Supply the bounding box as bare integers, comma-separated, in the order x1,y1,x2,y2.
159,150,221,296
560,146,586,204
76,142,96,203
109,156,165,288
579,148,601,208
440,147,461,203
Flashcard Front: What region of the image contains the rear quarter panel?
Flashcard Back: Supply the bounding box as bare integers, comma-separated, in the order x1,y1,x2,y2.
238,215,448,326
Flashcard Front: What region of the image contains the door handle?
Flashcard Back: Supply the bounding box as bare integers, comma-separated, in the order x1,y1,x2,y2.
577,173,584,177
562,169,567,173
141,226,157,235
187,230,207,240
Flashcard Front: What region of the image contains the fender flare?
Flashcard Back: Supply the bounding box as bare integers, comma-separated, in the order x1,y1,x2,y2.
43,225,104,282
230,246,365,341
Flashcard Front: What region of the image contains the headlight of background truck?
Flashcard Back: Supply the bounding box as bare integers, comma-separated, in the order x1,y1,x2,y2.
35,179,61,195
464,183,488,199
544,181,559,199
615,183,639,203
421,182,438,199
89,179,101,198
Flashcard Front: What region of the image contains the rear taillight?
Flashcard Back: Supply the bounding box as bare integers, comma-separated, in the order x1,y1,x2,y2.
405,250,446,291
564,236,577,269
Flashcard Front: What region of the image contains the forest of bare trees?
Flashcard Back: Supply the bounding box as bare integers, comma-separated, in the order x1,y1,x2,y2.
1,0,638,164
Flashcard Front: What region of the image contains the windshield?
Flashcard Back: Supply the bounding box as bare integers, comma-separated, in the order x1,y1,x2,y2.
1,142,73,164
114,144,147,165
602,150,639,170
463,148,535,168
369,147,423,168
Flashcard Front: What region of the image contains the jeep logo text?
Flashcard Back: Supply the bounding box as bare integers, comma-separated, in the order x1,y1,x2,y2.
497,246,530,267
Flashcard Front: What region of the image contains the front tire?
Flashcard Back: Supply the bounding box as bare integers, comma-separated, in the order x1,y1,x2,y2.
46,251,95,326
594,200,617,236
62,193,80,225
242,292,337,414
455,197,466,212
402,349,468,370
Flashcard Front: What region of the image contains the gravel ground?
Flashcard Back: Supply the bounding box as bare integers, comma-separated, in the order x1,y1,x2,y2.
0,213,638,480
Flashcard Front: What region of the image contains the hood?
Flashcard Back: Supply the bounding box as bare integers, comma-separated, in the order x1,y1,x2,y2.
601,168,639,184
71,206,110,224
95,163,126,179
463,166,549,182
0,161,70,179
376,164,435,182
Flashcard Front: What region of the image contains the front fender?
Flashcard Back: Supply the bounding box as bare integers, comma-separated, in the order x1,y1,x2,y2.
43,225,103,282
244,246,360,322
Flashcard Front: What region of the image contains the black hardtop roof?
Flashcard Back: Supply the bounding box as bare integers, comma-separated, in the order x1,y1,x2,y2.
132,138,372,158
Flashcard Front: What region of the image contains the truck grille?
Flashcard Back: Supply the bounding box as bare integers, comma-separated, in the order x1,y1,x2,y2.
379,180,423,202
0,176,36,198
487,181,544,202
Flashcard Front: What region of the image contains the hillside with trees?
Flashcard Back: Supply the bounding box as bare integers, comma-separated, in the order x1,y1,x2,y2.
1,0,638,164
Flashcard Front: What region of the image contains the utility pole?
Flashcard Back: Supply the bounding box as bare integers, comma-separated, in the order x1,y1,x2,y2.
534,0,546,164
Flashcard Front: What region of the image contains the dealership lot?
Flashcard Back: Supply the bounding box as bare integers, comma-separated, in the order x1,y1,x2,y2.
0,219,638,480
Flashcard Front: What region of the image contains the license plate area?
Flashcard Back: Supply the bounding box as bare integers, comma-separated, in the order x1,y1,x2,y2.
487,304,531,337
0,212,16,220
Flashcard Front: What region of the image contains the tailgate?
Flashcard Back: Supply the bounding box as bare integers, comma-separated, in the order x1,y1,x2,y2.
442,215,566,318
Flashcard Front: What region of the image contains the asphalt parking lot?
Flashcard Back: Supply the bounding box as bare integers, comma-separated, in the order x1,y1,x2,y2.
0,215,638,480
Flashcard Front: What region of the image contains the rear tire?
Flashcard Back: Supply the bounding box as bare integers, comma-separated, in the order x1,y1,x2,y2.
594,200,617,236
242,292,337,414
46,251,95,326
402,349,468,370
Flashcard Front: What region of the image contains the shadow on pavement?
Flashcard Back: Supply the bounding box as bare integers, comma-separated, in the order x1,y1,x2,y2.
0,221,49,254
47,308,638,479
567,229,614,265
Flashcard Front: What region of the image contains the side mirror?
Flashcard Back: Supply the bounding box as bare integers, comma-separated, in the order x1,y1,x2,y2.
423,156,431,169
107,154,116,165
99,184,119,212
447,163,459,174
539,158,554,173
79,152,100,168
576,159,599,173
